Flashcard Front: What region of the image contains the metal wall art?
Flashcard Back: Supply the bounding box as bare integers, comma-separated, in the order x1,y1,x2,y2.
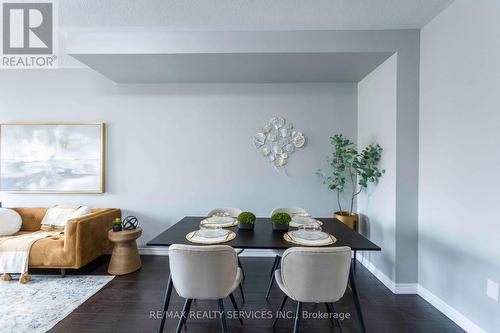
253,117,306,175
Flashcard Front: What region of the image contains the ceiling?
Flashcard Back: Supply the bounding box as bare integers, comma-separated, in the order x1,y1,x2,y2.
71,52,393,83
60,0,454,31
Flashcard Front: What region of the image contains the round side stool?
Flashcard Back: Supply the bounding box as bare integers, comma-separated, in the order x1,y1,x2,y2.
108,227,142,275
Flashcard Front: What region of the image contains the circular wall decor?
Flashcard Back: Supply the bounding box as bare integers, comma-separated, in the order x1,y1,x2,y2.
253,117,307,175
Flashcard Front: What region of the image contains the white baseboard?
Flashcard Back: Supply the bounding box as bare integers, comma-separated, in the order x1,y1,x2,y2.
395,283,419,294
139,247,275,257
359,255,486,333
358,255,418,294
238,249,275,257
417,285,486,333
139,247,169,256
359,255,394,293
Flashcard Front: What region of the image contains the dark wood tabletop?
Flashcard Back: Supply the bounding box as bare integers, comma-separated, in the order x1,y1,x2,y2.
147,216,381,251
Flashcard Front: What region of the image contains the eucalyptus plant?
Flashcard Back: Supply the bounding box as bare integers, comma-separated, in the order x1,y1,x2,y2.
316,134,384,215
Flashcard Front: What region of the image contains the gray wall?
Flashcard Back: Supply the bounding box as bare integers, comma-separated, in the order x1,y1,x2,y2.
0,30,420,286
419,0,500,331
0,69,357,246
357,54,398,282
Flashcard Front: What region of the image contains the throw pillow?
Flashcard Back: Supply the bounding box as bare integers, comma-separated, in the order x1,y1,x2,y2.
40,205,80,231
0,208,22,236
71,206,92,219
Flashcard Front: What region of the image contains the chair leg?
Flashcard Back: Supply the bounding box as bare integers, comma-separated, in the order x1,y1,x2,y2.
238,257,245,279
229,293,244,325
269,255,279,277
239,282,246,303
175,298,192,333
272,294,288,327
60,268,65,278
349,266,366,333
266,256,280,300
293,302,302,333
330,303,343,333
218,299,227,333
159,274,173,333
324,303,334,327
265,272,276,300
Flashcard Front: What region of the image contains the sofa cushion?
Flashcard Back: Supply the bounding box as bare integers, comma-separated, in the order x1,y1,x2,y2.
0,208,22,236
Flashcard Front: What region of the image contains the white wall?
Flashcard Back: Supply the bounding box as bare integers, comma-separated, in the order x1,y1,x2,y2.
419,1,500,331
357,55,398,282
0,69,357,246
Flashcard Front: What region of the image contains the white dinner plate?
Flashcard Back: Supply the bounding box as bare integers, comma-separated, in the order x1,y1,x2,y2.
289,229,330,241
195,228,229,239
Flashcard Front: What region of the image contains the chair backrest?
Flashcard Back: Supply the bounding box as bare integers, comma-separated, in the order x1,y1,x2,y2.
271,207,309,216
207,208,242,218
280,247,351,303
169,244,238,299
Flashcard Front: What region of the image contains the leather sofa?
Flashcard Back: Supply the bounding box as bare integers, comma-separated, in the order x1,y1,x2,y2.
11,207,121,273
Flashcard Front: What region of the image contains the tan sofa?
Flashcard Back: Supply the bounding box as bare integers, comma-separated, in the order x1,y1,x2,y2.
11,207,121,272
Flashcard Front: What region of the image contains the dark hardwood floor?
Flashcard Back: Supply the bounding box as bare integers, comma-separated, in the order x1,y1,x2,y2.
46,256,465,333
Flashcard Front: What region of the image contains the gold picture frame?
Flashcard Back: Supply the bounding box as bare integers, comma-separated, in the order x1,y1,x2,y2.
0,122,105,194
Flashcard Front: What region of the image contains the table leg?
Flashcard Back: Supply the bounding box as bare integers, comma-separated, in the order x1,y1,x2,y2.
158,274,173,333
349,266,366,333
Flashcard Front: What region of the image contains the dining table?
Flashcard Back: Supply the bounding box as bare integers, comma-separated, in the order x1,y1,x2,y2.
148,216,381,333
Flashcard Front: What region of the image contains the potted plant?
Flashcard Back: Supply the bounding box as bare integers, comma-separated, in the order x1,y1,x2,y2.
316,134,384,231
271,212,291,231
112,218,123,232
237,212,256,230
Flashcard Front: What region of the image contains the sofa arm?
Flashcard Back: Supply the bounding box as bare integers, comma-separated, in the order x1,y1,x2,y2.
64,208,121,268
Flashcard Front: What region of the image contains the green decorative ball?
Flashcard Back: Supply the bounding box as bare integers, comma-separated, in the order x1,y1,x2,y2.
237,212,256,224
271,212,291,224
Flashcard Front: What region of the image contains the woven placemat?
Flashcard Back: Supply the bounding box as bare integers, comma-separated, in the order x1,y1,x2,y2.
284,232,337,247
186,230,236,244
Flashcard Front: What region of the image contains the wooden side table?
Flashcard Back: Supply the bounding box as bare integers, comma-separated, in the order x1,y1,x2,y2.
108,227,142,275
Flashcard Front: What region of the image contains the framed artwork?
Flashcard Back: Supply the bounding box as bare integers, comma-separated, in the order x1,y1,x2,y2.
0,122,105,193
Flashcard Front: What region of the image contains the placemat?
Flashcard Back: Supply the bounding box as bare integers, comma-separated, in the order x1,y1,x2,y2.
284,231,336,247
186,230,236,244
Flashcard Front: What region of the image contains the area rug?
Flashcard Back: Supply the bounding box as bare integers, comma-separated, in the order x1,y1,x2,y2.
0,275,114,333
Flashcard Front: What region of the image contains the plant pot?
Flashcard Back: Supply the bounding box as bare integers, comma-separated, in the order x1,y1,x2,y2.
112,224,123,232
238,221,255,230
272,223,289,231
334,211,358,231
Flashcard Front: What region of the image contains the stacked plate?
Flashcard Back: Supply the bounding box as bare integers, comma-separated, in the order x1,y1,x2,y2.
203,216,238,227
285,223,335,246
290,215,323,228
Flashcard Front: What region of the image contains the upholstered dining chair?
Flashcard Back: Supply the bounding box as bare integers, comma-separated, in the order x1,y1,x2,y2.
272,247,353,333
207,207,246,291
271,207,309,216
266,207,309,300
160,244,244,333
